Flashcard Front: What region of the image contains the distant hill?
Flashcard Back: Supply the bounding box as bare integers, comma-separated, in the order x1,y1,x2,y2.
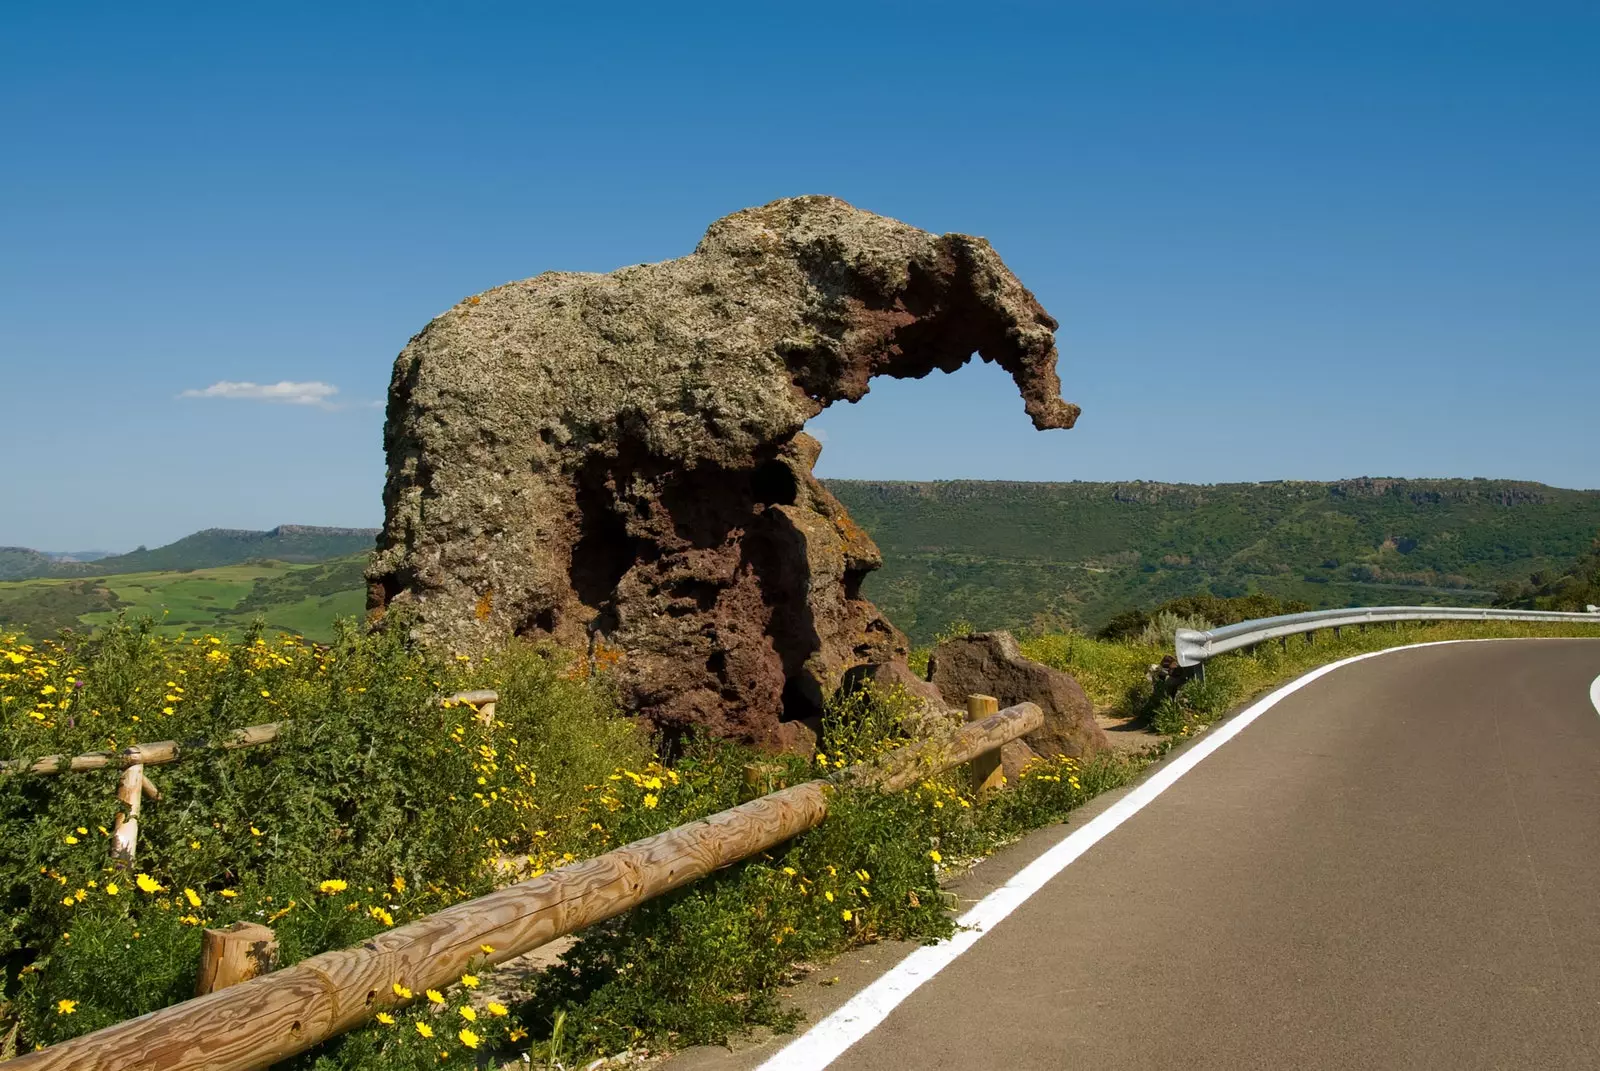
827,477,1600,643
5,479,1599,645
0,525,379,580
0,555,370,642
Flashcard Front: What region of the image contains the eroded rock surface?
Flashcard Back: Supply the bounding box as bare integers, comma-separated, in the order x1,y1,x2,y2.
369,196,1078,748
928,631,1108,758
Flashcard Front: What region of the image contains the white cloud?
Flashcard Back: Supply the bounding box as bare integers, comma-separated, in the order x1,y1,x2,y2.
180,380,343,409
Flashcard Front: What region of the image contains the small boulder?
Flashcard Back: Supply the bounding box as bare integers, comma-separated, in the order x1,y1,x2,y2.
928,631,1108,758
840,661,962,738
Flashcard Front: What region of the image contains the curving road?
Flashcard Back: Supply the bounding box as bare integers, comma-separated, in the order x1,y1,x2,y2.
675,638,1600,1071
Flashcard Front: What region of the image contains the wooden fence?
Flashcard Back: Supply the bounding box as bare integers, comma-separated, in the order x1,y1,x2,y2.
6,700,1042,1071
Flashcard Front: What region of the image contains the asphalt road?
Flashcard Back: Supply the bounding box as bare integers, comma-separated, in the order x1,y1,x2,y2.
680,638,1600,1071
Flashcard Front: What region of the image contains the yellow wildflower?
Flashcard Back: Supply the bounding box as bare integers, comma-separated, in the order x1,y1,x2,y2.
426,989,445,1005
319,879,348,894
458,1028,480,1049
458,1006,477,1021
392,982,413,999
415,1021,434,1038
184,888,202,908
56,999,77,1015
105,882,120,896
460,973,479,988
643,793,659,808
376,1012,396,1025
63,835,78,845
928,850,942,864
135,874,161,894
486,1002,508,1017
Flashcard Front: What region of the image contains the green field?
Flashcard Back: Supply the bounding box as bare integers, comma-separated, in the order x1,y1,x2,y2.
0,556,368,642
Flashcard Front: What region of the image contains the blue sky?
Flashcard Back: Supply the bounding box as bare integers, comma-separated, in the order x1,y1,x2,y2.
3,2,1596,551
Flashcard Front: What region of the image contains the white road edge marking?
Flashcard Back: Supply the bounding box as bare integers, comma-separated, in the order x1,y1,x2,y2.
756,640,1477,1071
1590,672,1600,718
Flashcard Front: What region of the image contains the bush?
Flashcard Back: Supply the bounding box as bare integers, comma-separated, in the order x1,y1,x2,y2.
0,618,642,1051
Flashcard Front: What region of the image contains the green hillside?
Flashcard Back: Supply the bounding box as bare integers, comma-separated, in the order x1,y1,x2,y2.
1493,537,1600,612
0,556,369,643
4,478,1598,645
0,525,378,580
828,477,1600,643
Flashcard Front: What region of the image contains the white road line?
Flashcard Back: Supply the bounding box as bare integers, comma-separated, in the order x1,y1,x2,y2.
1590,672,1600,718
755,640,1474,1071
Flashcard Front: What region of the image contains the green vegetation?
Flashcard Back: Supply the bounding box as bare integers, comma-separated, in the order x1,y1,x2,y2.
1493,537,1600,612
829,477,1600,643
0,526,377,582
4,602,1598,1066
10,479,1600,648
0,621,1136,1067
0,557,369,644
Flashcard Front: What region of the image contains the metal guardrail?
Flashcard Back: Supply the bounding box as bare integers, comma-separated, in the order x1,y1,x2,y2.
1174,606,1600,668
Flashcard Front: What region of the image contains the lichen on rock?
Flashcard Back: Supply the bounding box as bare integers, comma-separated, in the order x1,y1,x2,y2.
368,195,1078,749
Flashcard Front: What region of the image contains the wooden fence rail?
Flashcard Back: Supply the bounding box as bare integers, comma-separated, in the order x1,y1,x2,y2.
7,701,1043,1071
0,722,287,778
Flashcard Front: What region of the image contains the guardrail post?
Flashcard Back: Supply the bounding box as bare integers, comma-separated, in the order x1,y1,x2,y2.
965,695,1004,793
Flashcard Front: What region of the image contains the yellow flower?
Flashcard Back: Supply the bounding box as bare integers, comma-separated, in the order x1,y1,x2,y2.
479,944,495,955
61,895,74,907
415,1021,434,1038
642,793,659,809
928,850,942,864
392,982,413,999
135,874,161,894
458,1028,480,1049
782,867,796,876
460,973,479,988
392,875,406,893
184,888,202,908
259,690,270,697
369,906,395,926
508,1027,529,1041
250,826,262,837
375,1012,396,1025
824,891,834,902
425,989,445,1005
40,684,57,695
458,1005,477,1021
841,909,853,921
486,1002,508,1017
220,889,237,898
63,835,79,845
319,879,348,894
56,999,77,1015
104,882,120,896
76,827,87,835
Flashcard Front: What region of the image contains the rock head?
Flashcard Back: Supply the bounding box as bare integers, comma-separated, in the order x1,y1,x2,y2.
368,196,1078,749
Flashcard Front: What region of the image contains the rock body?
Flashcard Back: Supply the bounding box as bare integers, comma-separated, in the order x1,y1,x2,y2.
369,196,1078,749
928,631,1109,759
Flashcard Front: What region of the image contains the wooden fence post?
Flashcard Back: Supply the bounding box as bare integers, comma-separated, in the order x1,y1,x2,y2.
110,764,144,868
966,695,1003,793
195,923,278,996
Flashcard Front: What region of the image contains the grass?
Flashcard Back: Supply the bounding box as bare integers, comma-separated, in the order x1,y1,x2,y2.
0,560,370,645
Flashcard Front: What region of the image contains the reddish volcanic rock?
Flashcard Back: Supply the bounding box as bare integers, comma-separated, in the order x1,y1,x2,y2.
369,196,1078,748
